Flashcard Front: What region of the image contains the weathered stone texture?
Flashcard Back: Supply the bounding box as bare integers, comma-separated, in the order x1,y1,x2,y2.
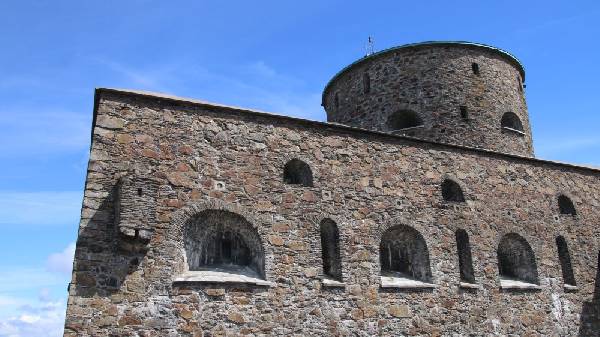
323,43,534,157
63,87,600,336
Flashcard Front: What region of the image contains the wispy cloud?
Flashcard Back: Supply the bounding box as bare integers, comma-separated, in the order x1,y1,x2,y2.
0,297,66,337
46,243,75,275
0,191,82,226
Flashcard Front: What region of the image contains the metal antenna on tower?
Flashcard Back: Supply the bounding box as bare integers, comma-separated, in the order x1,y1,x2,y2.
366,36,375,56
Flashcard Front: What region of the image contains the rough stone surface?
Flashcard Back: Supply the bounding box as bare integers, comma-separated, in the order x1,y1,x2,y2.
65,43,599,336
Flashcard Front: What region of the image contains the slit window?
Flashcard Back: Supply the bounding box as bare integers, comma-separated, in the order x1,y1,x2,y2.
334,92,340,110
320,219,342,281
283,159,313,187
387,110,423,131
501,112,524,132
456,229,475,283
472,62,480,75
363,73,371,94
380,225,432,282
556,236,576,286
137,188,143,197
558,195,576,216
442,179,465,202
497,233,539,284
460,106,469,120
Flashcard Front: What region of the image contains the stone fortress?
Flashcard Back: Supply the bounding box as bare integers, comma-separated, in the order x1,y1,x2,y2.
64,41,600,336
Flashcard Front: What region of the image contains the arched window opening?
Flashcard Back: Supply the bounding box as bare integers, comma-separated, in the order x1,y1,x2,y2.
501,112,524,132
283,159,313,187
380,225,432,283
497,233,539,285
472,62,480,75
387,110,423,131
558,195,577,216
460,106,469,120
184,210,265,279
556,236,576,286
456,229,475,284
363,73,371,94
442,179,465,202
320,219,342,281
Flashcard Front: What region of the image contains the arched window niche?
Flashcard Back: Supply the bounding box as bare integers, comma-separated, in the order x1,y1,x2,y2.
387,109,424,132
380,224,435,289
558,194,577,216
497,233,540,290
501,112,525,134
556,236,577,289
175,209,272,286
283,159,313,187
320,219,343,286
455,229,476,286
442,179,466,203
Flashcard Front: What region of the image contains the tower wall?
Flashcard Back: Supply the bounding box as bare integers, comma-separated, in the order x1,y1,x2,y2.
322,42,534,157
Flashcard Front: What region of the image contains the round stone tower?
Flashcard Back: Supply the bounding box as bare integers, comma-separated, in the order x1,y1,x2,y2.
322,41,534,157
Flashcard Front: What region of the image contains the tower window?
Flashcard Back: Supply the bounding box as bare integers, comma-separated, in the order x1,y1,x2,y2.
320,219,342,281
184,210,265,279
334,92,340,110
472,63,480,75
558,195,576,216
137,188,143,197
460,106,469,120
387,110,423,131
442,179,465,202
518,76,523,92
380,224,432,282
363,73,371,94
497,233,539,285
500,112,524,132
556,236,576,286
455,229,475,284
283,159,313,187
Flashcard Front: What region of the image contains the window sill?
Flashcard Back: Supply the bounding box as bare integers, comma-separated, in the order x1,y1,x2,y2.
501,127,526,136
173,271,274,287
321,278,345,288
499,278,541,290
459,282,480,289
380,276,437,289
563,284,578,291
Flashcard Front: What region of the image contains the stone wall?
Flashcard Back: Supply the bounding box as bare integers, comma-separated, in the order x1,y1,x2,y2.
322,43,534,157
64,89,600,336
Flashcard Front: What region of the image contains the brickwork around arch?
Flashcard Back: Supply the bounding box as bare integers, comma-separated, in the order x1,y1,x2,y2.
63,89,600,336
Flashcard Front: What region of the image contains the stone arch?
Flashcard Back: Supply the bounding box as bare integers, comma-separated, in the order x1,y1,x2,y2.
183,209,265,279
380,224,432,282
455,228,475,283
497,233,539,284
556,235,576,286
557,194,577,216
320,218,342,281
441,178,466,202
501,112,524,132
387,109,423,131
283,158,314,187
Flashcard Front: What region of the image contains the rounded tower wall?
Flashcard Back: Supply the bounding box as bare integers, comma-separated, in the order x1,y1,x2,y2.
322,42,534,157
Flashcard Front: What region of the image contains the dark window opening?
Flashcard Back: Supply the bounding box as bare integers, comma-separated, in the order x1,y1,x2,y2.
558,195,577,216
501,112,524,132
518,76,523,92
363,73,371,94
334,92,340,110
456,229,475,283
556,236,576,286
137,188,143,197
184,210,265,278
380,225,432,282
283,159,313,187
472,63,480,75
387,110,423,131
442,179,466,202
497,233,539,284
320,219,342,281
460,106,469,120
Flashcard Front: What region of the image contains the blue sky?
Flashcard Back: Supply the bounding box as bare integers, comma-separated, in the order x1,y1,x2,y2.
0,1,599,336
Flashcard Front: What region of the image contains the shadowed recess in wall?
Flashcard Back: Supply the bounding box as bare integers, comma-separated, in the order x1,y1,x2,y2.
497,233,539,285
283,159,313,187
456,229,475,283
558,195,577,216
320,218,342,281
442,179,465,202
184,210,265,279
380,224,432,282
387,110,423,131
578,251,600,336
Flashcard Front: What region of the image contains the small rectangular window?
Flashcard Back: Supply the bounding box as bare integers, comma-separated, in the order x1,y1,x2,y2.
460,106,469,120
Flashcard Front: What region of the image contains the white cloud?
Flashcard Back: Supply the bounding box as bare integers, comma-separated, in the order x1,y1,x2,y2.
46,243,75,275
0,191,82,226
0,298,66,337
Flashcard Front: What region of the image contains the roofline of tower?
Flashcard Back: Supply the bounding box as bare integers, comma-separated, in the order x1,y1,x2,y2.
321,41,526,105
92,88,600,175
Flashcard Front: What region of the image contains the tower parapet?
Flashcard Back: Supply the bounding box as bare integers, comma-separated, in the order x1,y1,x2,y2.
322,41,534,157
